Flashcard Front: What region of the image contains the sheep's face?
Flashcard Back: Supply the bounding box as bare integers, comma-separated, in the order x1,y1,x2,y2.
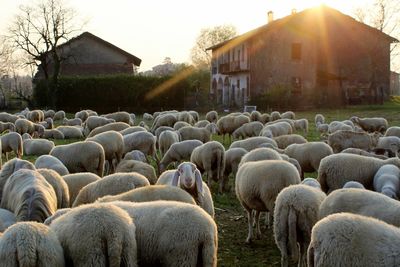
382,187,398,200
178,163,196,189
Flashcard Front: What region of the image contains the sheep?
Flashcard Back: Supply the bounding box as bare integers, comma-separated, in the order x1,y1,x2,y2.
87,122,130,137
22,134,55,156
44,109,55,118
50,141,105,177
260,121,293,138
223,147,248,191
63,172,101,204
188,110,199,122
72,172,150,207
230,136,278,151
102,111,131,124
177,111,195,124
232,121,264,140
36,168,70,209
56,125,83,139
274,184,326,267
385,126,400,138
0,222,64,266
115,160,157,184
1,169,57,222
239,147,282,168
156,163,215,217
259,113,270,123
119,126,147,136
97,184,196,205
285,142,333,173
308,213,400,267
316,122,329,135
110,201,217,267
205,110,218,123
328,121,353,133
0,112,19,123
376,136,400,156
15,118,44,136
373,164,400,199
350,116,388,133
158,140,203,173
154,125,174,141
50,203,137,267
1,132,23,160
53,110,65,121
158,129,180,157
123,131,156,158
86,130,124,174
62,117,82,126
83,116,115,136
124,150,147,162
270,111,281,121
341,147,390,159
216,114,250,143
314,114,325,125
190,141,225,193
173,121,191,130
42,128,65,139
317,153,400,193
27,109,44,123
35,155,69,176
281,111,295,120
74,110,89,122
0,208,16,232
143,112,154,121
150,113,178,132
39,117,54,129
235,160,301,243
250,110,262,122
327,130,381,153
273,134,307,149
0,121,15,133
178,126,211,143
301,178,322,189
343,181,366,189
195,120,210,128
293,118,308,135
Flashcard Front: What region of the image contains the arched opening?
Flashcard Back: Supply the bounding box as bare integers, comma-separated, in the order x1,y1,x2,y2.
217,77,223,104
224,77,230,106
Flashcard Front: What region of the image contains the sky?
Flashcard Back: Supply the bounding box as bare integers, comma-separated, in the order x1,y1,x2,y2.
0,0,373,72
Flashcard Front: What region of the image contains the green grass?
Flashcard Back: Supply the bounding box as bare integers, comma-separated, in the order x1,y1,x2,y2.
10,101,400,267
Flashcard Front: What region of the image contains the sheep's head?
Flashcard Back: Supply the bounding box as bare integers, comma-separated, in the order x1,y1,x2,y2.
172,162,203,196
382,186,398,200
349,116,359,124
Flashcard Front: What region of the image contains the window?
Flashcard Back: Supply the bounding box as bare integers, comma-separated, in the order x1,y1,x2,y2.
291,43,302,60
291,77,302,94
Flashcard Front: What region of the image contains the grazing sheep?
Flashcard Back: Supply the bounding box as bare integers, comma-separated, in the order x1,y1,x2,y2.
270,111,281,121
124,150,147,162
74,110,89,122
327,121,353,133
239,147,282,168
86,130,124,174
0,222,64,266
341,147,389,159
205,110,218,123
281,111,295,120
1,169,57,222
0,208,16,232
314,114,325,125
37,169,70,208
39,117,54,129
53,110,65,121
102,111,131,124
317,154,400,193
63,172,101,204
72,172,150,207
188,110,199,122
62,117,82,126
273,134,307,149
50,141,105,177
115,160,157,184
232,121,264,140
35,155,69,176
301,178,322,189
308,213,400,267
343,181,366,189
56,125,83,139
50,203,137,267
230,136,278,151
223,147,248,191
376,136,400,156
83,116,115,136
373,164,400,199
274,184,326,267
44,109,55,118
97,185,196,205
87,122,130,137
350,116,388,133
123,131,156,158
15,118,44,136
22,134,55,156
158,140,203,172
260,121,293,138
0,112,19,123
158,129,180,157
177,111,195,124
250,110,262,122
173,121,191,130
178,126,211,143
119,126,147,136
42,128,65,139
156,163,215,217
27,109,44,123
1,132,23,160
195,120,210,128
150,113,178,132
190,141,225,193
217,114,250,143
293,118,308,135
235,160,301,243
316,122,329,135
0,121,15,133
327,130,380,153
385,126,400,138
143,112,154,121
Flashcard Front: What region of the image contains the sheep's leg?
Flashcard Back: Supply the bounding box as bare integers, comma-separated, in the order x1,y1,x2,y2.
255,210,262,239
265,212,273,229
245,208,254,243
5,152,8,161
252,210,259,227
299,242,308,267
207,169,213,189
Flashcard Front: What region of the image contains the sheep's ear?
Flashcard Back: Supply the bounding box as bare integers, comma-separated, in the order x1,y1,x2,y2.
195,169,204,196
171,170,180,186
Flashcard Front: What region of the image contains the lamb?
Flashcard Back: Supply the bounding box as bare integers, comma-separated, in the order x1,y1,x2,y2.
216,114,250,143
154,125,174,141
83,116,115,136
72,172,150,207
15,118,44,136
158,129,180,157
62,117,82,126
341,147,389,159
35,155,69,176
274,183,326,267
260,121,293,138
97,184,196,205
273,134,307,149
49,203,138,267
156,163,215,217
0,121,15,133
124,150,147,162
385,126,400,138
39,117,54,129
63,172,101,204
53,110,65,121
293,118,308,135
1,169,57,222
343,181,366,189
376,136,400,156
317,153,400,193
50,141,105,177
116,160,157,184
223,147,248,191
102,111,131,124
316,122,329,135
86,130,124,174
0,208,16,232
230,136,278,151
42,128,65,139
350,116,388,133
0,222,64,266
281,111,295,120
123,131,156,158
284,142,333,173
22,133,55,156
327,130,381,153
190,141,225,192
373,164,400,199
232,121,264,140
119,126,147,136
314,114,325,125
87,122,130,137
270,111,281,121
308,213,400,267
158,140,203,172
56,125,83,139
235,160,301,243
178,126,211,143
74,110,89,122
150,113,178,132
27,109,44,123
1,132,23,160
143,112,154,121
0,112,19,123
205,110,218,123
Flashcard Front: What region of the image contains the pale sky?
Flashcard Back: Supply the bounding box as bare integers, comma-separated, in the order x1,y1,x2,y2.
0,0,373,71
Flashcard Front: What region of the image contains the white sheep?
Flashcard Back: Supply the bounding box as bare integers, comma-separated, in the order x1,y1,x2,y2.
281,111,295,120
0,121,15,133
173,121,191,130
123,150,147,162
158,129,180,157
15,118,44,136
74,110,89,122
274,183,326,267
341,147,389,159
39,117,53,129
190,141,225,193
22,133,55,156
270,111,281,121
216,114,250,143
102,111,131,124
44,109,55,119
178,126,211,143
86,122,130,137
0,222,64,266
317,153,400,193
83,116,115,136
63,172,101,204
350,116,388,133
260,121,293,138
373,164,400,199
50,141,105,177
27,109,44,123
150,113,178,132
316,122,329,136
376,136,400,156
42,129,65,139
189,110,199,122
53,110,65,121
115,160,157,184
35,155,69,176
194,120,210,128
37,168,70,208
385,126,400,138
328,121,353,133
223,147,248,191
232,121,264,140
273,134,307,149
0,112,19,123
0,208,16,232
205,110,218,123
239,147,282,167
56,125,83,139
342,181,366,189
308,213,400,267
230,136,278,151
327,130,380,153
119,126,147,136
143,112,154,121
301,178,322,189
235,160,301,243
1,132,23,160
293,118,308,135
123,131,156,158
314,114,325,125
62,117,82,126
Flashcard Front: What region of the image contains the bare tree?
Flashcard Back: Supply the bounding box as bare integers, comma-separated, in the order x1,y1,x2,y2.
190,25,237,68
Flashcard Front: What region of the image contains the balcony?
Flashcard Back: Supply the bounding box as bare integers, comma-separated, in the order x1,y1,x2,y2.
218,61,249,74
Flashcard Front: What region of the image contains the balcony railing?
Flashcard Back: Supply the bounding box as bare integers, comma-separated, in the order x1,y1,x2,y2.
218,61,249,74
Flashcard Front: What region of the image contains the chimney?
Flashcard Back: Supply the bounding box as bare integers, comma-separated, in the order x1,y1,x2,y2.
267,11,274,23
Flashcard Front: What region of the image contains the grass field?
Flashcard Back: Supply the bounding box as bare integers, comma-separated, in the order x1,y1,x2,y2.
11,100,400,267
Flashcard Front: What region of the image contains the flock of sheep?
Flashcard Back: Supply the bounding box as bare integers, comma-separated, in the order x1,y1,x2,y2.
0,107,399,266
